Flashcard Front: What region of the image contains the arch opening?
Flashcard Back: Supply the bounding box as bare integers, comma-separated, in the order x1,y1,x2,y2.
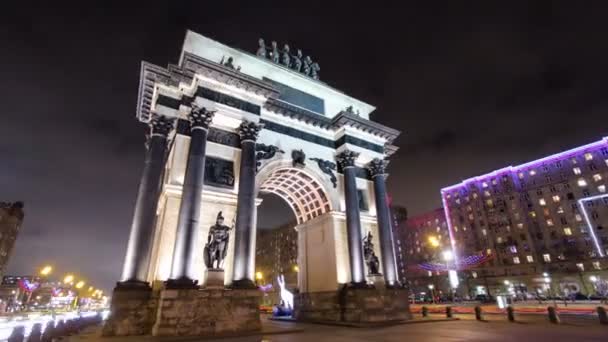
258,167,332,224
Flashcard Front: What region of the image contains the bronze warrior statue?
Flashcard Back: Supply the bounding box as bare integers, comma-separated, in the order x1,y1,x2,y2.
256,38,267,58
363,232,380,275
292,49,303,72
204,211,233,270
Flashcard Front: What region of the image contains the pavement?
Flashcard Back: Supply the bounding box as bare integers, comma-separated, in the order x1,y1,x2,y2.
69,315,608,342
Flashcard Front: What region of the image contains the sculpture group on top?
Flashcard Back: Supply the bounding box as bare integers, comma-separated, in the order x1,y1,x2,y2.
256,39,320,80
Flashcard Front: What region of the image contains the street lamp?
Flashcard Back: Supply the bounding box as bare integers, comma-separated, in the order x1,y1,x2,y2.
63,274,74,284
442,250,453,261
40,266,52,276
75,281,85,289
428,236,440,248
293,265,299,273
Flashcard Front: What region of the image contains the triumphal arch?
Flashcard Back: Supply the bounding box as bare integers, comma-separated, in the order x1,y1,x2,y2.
104,30,410,337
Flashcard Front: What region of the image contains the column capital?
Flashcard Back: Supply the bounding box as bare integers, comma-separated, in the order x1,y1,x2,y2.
238,121,264,142
336,150,360,169
366,158,389,177
188,105,216,129
150,115,175,136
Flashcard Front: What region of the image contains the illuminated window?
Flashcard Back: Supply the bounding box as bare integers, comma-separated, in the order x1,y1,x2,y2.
482,182,488,188
486,199,493,207
539,198,547,206
599,185,606,193
529,170,536,176
484,190,491,197
552,195,560,203
486,249,492,255
585,153,593,161
513,257,520,264
573,167,581,175
482,229,487,236
575,214,582,222
492,178,498,185
427,271,432,277
576,263,584,271
526,255,534,263
578,178,588,187
546,219,554,226
472,271,478,278
593,261,601,270
497,237,503,243
518,172,524,179
563,227,572,236
517,223,524,229
529,211,536,218
473,193,478,199
557,206,564,214
543,254,551,262
593,174,602,182
509,245,518,253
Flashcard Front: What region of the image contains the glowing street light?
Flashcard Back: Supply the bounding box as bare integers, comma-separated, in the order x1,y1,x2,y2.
255,272,263,281
88,286,94,292
442,250,454,261
75,281,85,289
590,275,598,283
40,265,52,276
63,274,74,284
293,265,299,272
428,236,440,248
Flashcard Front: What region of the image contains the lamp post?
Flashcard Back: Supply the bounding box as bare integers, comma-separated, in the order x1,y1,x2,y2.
428,284,436,304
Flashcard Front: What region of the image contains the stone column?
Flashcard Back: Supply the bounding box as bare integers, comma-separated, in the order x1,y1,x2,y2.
367,158,398,287
119,115,174,287
231,121,263,288
166,106,215,288
336,150,366,286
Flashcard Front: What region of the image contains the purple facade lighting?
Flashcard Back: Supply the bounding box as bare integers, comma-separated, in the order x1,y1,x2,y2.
440,137,608,260
578,194,607,258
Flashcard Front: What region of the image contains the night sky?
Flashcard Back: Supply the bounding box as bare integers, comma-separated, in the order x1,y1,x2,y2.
3,2,608,291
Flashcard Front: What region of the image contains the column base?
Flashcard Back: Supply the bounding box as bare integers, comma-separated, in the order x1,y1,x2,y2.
152,287,261,337
102,286,157,336
348,281,374,289
165,277,199,289
230,278,257,289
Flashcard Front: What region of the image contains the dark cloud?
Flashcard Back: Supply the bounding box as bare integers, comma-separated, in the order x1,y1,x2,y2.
2,1,608,291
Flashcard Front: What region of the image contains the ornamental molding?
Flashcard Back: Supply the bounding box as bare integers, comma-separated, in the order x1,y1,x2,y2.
366,158,389,177
188,105,216,129
255,144,284,172
150,115,175,136
336,150,359,169
310,157,337,188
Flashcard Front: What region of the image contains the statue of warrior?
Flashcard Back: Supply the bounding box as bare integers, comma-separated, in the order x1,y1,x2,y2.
256,38,267,58
271,41,280,63
204,211,233,269
311,62,320,80
302,56,312,76
281,44,291,67
292,49,303,72
363,232,380,275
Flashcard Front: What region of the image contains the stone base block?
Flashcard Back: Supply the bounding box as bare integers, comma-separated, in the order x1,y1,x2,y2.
102,286,159,336
205,269,225,289
294,286,411,323
152,288,261,337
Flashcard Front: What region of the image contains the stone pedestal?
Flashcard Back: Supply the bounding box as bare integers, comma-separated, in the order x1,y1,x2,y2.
205,269,225,289
366,274,385,287
102,287,159,336
294,286,411,323
152,288,261,337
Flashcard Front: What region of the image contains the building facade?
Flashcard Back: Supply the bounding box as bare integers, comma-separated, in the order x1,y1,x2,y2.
441,138,608,298
0,202,24,278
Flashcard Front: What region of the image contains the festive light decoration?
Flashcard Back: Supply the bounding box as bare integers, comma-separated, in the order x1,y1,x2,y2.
417,252,493,272
258,284,273,292
18,279,39,292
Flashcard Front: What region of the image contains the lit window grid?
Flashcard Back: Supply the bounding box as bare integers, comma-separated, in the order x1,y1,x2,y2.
578,194,607,258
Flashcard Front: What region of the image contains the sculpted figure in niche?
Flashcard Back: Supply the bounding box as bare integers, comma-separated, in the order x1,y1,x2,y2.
363,232,380,275
204,211,233,269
